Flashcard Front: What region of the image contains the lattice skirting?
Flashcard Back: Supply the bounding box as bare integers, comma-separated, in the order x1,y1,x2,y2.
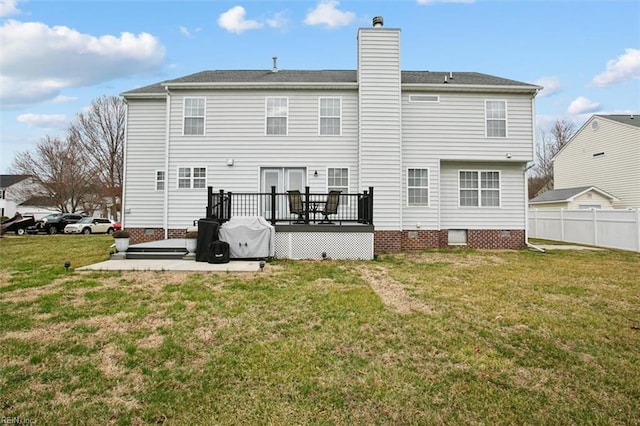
275,232,374,260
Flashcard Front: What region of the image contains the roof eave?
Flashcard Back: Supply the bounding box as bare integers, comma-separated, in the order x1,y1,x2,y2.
402,83,541,94
162,82,359,90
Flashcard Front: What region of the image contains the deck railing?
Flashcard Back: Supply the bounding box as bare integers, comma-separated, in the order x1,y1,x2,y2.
206,186,374,226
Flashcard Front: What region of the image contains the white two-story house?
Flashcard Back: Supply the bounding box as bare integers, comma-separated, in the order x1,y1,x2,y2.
121,18,540,255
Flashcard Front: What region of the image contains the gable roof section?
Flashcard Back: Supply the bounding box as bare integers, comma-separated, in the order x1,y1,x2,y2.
0,174,30,188
529,186,619,204
122,70,540,97
553,114,640,161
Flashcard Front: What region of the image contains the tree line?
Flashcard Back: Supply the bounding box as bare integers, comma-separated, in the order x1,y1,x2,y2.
528,119,575,199
10,96,125,219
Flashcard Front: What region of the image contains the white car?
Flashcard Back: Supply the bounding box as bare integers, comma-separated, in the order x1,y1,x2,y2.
64,217,115,235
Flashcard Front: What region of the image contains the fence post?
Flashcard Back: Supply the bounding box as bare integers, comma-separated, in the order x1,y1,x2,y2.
304,186,310,224
560,208,565,242
226,191,232,220
636,209,640,252
218,189,225,219
207,186,213,218
593,208,598,246
270,185,277,226
368,186,374,225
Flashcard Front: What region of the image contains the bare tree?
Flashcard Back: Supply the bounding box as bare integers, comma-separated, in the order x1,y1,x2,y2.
10,134,95,213
70,95,126,220
529,119,576,197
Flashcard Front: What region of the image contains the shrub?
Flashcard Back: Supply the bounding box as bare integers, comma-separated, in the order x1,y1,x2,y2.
185,231,198,239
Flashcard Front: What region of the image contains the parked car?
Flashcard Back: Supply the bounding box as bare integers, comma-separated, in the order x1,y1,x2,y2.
64,217,115,235
0,213,36,236
34,213,85,235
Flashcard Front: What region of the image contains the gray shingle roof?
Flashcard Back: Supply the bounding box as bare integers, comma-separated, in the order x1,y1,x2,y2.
122,70,539,96
0,174,30,188
529,186,616,203
597,114,640,128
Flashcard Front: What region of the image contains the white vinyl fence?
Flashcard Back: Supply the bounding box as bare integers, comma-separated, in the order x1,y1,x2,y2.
529,208,640,252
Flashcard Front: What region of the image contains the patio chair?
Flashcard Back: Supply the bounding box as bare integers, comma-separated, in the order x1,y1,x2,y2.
320,190,341,224
287,190,305,223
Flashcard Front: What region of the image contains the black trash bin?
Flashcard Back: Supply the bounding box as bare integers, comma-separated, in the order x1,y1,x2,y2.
196,218,220,262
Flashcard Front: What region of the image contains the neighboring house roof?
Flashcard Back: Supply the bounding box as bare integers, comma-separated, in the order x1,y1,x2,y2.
122,70,539,96
596,114,640,128
529,186,619,204
553,114,640,160
0,174,30,188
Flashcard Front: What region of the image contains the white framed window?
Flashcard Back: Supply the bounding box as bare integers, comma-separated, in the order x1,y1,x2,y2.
183,98,205,136
266,97,288,135
327,167,349,205
485,100,507,138
409,95,439,103
319,97,341,135
459,170,500,207
177,167,206,189
155,170,165,191
407,168,429,206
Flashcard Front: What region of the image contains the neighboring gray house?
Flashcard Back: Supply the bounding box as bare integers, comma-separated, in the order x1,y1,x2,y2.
554,114,640,208
121,19,540,254
529,186,619,209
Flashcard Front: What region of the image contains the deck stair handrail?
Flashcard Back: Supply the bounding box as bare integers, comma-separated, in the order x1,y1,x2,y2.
207,186,373,226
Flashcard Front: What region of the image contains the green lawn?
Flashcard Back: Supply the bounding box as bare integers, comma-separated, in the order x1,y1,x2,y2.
1,235,639,425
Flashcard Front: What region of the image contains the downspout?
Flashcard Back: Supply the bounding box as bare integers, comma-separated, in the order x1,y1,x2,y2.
526,90,545,253
121,99,129,228
164,88,171,239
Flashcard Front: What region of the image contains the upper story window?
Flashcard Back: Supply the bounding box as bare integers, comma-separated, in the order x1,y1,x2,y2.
178,167,206,189
266,97,288,135
459,170,500,207
407,168,429,206
319,97,341,135
485,100,507,138
155,170,165,191
183,98,205,136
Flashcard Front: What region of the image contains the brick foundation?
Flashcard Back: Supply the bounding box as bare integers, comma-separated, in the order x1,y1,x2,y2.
128,226,525,251
374,229,526,252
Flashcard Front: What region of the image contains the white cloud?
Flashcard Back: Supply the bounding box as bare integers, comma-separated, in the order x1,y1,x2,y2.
418,0,475,4
50,95,78,104
591,48,640,87
0,0,22,17
179,26,202,38
218,6,263,34
567,96,601,115
267,11,290,30
0,20,165,109
304,1,355,28
17,113,68,129
533,76,562,97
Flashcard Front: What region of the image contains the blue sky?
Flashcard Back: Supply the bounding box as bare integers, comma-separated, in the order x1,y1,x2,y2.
1,0,639,173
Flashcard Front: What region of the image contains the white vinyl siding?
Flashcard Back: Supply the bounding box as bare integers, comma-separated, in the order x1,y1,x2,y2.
402,93,533,161
177,167,206,189
459,170,500,207
266,97,288,135
155,170,165,191
485,100,507,138
122,99,166,228
440,162,525,230
409,95,439,103
555,116,640,209
358,28,402,230
319,97,341,135
183,98,205,136
407,168,429,206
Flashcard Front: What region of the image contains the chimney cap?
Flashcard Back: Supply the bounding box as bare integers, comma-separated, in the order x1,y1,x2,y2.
373,16,383,27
